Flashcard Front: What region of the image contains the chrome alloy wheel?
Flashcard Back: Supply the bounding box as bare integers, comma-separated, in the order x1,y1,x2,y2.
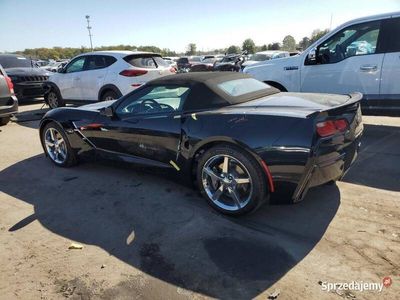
104,95,115,101
44,127,67,164
47,91,59,108
202,155,253,211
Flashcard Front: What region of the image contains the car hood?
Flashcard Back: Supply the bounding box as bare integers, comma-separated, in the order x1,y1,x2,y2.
242,60,262,67
76,100,117,111
243,55,302,72
5,67,51,76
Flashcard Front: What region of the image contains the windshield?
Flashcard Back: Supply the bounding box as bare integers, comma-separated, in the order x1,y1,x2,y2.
201,58,216,63
190,57,201,62
221,56,237,62
0,56,33,68
250,54,270,61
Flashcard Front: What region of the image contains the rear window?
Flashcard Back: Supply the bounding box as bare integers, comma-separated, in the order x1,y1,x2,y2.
124,54,168,69
218,78,271,97
0,56,33,68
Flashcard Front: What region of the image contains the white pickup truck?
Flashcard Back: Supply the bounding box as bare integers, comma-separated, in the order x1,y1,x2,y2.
243,12,400,112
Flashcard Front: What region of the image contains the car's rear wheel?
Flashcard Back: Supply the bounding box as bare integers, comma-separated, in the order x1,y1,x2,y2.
101,90,119,101
46,89,65,109
197,145,268,215
41,122,77,167
0,116,10,126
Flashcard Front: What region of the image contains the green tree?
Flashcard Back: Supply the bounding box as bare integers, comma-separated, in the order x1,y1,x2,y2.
260,44,268,51
242,38,256,54
282,35,296,51
268,43,280,50
226,45,240,54
298,37,311,50
186,43,197,55
310,29,329,44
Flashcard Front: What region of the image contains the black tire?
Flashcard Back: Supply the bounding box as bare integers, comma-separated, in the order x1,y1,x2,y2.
41,121,77,167
196,145,269,215
100,90,119,101
0,116,10,126
45,88,65,109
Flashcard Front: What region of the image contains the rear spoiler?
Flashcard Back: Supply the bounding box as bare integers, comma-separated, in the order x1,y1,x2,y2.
338,92,363,107
309,92,363,118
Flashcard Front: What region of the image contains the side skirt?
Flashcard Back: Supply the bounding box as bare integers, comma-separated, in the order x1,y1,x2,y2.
95,148,174,169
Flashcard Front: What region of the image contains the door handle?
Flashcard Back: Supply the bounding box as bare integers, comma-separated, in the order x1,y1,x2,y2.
74,77,81,81
360,65,378,72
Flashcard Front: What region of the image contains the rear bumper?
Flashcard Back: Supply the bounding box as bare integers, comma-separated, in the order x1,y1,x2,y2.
292,132,362,202
14,82,46,99
0,95,18,117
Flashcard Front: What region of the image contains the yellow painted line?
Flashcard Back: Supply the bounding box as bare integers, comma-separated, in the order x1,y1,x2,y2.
169,160,180,171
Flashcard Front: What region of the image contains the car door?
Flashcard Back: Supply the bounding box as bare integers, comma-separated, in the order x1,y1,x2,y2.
59,56,86,100
79,55,115,101
301,19,384,97
378,16,400,109
83,84,190,166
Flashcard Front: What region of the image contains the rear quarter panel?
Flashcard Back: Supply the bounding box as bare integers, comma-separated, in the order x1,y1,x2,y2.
181,111,315,186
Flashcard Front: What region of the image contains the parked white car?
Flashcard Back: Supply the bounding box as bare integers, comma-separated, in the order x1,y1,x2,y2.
45,51,176,108
243,12,400,112
242,51,290,68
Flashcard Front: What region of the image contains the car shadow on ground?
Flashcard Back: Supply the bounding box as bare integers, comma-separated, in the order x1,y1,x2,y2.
0,154,340,299
11,98,80,130
343,123,400,192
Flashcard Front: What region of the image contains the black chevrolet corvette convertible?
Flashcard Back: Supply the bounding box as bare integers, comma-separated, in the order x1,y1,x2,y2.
39,72,363,215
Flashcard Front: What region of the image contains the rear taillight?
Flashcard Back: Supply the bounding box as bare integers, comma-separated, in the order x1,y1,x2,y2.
316,119,348,137
119,69,148,77
169,67,177,73
5,76,14,94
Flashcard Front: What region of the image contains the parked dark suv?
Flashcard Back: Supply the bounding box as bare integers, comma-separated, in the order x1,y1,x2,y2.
0,54,50,100
0,64,18,126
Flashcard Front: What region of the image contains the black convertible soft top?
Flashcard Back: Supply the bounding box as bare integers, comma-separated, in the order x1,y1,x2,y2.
149,72,280,110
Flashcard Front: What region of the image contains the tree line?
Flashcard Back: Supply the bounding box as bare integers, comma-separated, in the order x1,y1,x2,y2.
4,28,329,60
214,28,329,55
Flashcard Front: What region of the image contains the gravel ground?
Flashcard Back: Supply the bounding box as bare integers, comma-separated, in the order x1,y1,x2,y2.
0,103,399,300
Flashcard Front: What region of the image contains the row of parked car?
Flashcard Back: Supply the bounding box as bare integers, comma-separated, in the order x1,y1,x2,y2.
0,11,399,126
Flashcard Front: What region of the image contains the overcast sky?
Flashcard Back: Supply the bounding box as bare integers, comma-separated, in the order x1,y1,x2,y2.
0,0,399,52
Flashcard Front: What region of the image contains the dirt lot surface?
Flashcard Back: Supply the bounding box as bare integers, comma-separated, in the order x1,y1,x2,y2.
0,102,399,300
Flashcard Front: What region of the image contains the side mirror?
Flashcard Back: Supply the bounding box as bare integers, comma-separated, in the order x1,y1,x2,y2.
305,48,318,65
308,48,317,62
100,106,114,118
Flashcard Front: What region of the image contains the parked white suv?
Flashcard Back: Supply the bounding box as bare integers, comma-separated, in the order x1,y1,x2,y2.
243,12,400,112
45,51,176,108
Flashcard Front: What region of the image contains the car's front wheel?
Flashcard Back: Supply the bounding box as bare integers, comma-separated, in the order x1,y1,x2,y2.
45,89,65,109
41,122,77,167
197,145,269,215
